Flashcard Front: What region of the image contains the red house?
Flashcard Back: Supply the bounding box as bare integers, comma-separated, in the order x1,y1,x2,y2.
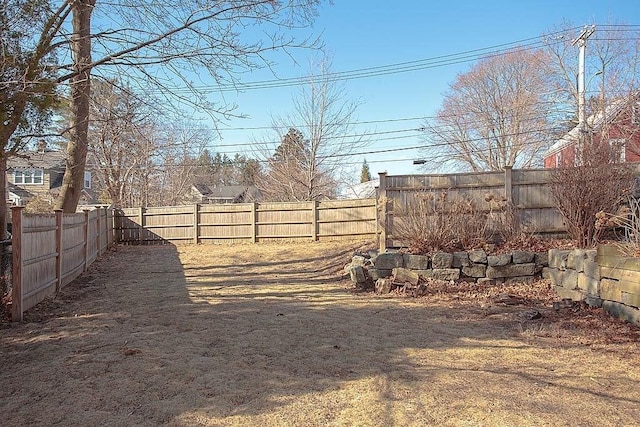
544,95,640,168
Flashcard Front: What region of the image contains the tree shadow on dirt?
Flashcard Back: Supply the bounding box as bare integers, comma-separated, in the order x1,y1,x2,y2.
1,244,639,426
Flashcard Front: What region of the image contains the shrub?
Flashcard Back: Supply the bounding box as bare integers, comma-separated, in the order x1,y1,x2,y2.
596,196,640,256
392,190,488,253
550,139,634,248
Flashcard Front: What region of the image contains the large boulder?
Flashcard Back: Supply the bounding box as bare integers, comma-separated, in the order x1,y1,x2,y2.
548,249,571,270
462,263,487,278
392,268,420,286
512,250,535,264
431,252,453,269
452,251,471,268
486,263,535,278
403,254,430,270
487,253,511,267
468,249,487,264
373,253,404,270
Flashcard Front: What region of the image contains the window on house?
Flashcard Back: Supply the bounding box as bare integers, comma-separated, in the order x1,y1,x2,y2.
13,169,43,185
555,152,562,168
609,138,626,163
633,102,640,126
84,171,91,189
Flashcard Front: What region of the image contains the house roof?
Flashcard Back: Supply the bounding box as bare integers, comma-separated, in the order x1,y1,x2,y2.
341,179,379,199
7,150,66,170
545,95,639,157
206,185,252,199
8,183,32,199
192,184,258,202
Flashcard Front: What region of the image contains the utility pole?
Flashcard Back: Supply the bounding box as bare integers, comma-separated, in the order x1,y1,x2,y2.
572,25,595,133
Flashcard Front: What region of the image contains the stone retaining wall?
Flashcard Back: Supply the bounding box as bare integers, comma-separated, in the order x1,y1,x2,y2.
544,246,640,326
346,248,549,289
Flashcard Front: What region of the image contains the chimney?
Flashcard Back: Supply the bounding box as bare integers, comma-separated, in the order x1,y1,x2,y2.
37,139,47,153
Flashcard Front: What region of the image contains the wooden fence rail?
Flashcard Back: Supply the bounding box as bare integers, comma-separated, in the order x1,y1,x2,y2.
11,206,115,321
115,199,378,245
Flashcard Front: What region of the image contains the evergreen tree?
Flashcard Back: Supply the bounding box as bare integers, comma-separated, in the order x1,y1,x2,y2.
360,159,371,183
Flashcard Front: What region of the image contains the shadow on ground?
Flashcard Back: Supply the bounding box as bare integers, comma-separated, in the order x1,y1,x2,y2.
1,243,639,426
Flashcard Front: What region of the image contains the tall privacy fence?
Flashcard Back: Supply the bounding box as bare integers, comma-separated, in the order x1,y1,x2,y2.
114,167,638,250
380,167,584,250
11,206,114,321
114,199,378,244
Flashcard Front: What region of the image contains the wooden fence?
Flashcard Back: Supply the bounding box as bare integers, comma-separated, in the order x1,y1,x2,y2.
378,167,566,250
11,206,114,321
114,199,378,244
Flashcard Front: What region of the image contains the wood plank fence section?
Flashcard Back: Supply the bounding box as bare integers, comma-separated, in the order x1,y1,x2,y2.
378,168,564,250
11,206,115,321
115,199,378,245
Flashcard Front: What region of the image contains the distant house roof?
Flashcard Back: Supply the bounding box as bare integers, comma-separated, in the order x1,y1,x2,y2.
8,183,32,199
7,150,66,170
192,182,212,196
545,95,639,157
192,184,258,203
341,179,379,199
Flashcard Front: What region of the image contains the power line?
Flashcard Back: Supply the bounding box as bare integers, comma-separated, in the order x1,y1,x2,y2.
142,28,583,94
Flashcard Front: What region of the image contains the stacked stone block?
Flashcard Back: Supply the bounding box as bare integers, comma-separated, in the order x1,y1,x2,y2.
543,246,640,326
345,248,548,289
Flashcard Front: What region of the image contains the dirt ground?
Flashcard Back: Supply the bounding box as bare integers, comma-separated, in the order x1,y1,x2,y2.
1,241,639,426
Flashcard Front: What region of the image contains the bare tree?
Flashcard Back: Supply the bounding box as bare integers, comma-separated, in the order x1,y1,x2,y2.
420,48,556,172
1,0,323,212
88,78,211,207
256,58,365,201
57,0,95,211
258,127,335,201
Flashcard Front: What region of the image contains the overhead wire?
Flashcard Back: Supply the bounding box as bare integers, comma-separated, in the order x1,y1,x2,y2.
141,28,584,94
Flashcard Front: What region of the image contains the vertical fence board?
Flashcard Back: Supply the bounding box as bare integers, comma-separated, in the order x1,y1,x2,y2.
11,208,116,321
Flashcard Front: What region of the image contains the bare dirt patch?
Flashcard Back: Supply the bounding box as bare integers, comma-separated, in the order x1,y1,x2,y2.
1,241,639,426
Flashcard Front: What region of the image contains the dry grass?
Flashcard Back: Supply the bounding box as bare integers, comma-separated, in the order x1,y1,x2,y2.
1,241,639,426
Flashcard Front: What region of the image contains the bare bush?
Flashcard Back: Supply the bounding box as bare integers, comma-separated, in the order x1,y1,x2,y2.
393,191,488,253
484,194,535,244
551,140,634,248
595,196,640,256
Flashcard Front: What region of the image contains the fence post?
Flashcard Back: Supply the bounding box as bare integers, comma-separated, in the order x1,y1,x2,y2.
108,208,114,246
113,209,120,244
11,206,24,322
55,210,63,293
84,210,90,271
104,207,110,248
96,208,102,256
312,200,318,241
378,172,388,253
138,207,144,244
504,165,513,203
193,203,199,244
251,202,257,243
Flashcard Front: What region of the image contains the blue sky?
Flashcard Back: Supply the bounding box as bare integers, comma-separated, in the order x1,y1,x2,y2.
205,0,640,183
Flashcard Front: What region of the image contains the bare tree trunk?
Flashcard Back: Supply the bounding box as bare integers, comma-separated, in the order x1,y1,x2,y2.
56,0,95,212
0,156,6,241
